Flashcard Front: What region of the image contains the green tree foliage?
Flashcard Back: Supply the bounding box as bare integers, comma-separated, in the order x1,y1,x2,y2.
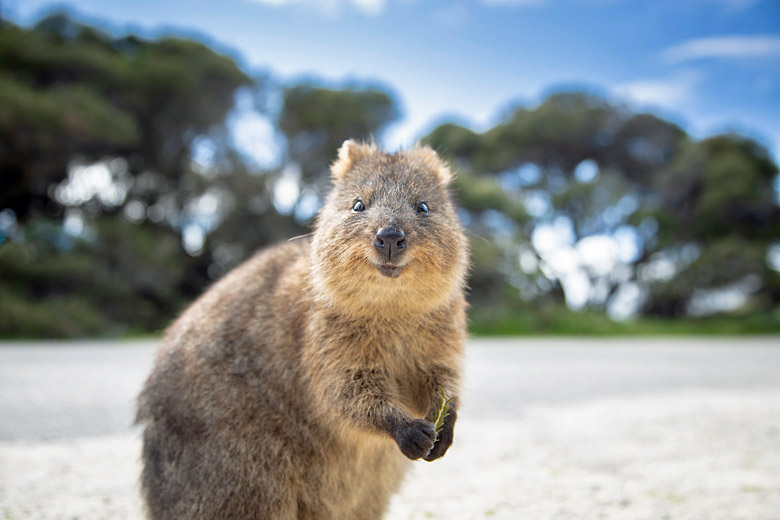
0,13,252,336
639,135,780,315
0,216,189,336
197,151,309,277
426,92,779,320
0,13,251,218
278,83,400,212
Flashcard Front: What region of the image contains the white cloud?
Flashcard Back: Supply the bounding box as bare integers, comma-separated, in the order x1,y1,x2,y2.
662,35,780,63
246,0,386,15
613,71,700,112
351,0,386,14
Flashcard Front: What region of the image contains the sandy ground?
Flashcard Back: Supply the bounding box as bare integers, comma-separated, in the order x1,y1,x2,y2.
1,338,779,519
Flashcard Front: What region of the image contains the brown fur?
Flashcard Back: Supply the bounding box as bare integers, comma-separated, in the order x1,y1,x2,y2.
136,141,469,520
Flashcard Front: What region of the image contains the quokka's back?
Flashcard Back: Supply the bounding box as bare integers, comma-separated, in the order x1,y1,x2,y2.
137,140,469,520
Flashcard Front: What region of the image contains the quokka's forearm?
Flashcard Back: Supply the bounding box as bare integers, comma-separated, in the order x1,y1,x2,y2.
319,367,413,436
313,367,439,459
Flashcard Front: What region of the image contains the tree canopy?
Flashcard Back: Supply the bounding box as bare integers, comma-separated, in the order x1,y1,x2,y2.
0,13,251,218
425,92,779,321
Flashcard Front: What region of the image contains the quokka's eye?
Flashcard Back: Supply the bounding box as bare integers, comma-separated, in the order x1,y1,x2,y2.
352,200,366,212
417,202,430,214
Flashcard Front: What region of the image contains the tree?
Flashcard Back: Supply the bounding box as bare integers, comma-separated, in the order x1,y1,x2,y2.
0,13,251,219
639,135,780,316
0,14,255,336
425,91,779,319
278,83,400,215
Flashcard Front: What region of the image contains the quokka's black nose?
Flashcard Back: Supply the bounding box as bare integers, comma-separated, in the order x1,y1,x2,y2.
374,227,406,260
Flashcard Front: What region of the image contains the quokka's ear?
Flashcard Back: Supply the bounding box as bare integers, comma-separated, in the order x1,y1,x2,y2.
409,144,453,184
331,140,377,181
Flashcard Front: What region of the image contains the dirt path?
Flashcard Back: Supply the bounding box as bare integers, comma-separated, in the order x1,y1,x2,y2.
2,338,779,519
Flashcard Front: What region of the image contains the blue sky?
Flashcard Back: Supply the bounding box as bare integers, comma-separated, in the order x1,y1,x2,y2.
7,0,780,158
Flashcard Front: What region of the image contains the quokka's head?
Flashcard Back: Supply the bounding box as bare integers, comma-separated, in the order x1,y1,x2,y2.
310,140,468,315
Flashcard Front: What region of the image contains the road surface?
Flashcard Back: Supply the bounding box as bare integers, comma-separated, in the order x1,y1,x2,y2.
1,338,779,519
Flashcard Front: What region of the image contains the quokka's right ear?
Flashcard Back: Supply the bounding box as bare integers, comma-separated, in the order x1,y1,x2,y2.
331,139,376,181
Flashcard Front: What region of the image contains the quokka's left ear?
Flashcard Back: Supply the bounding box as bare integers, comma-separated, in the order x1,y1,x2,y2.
409,145,453,185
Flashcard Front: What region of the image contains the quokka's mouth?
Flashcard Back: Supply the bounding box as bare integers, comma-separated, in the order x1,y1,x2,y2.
376,263,405,279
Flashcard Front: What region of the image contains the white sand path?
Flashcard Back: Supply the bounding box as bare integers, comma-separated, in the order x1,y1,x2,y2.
2,338,779,519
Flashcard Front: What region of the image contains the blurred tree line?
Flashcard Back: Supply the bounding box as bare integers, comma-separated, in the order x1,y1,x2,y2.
1,14,778,337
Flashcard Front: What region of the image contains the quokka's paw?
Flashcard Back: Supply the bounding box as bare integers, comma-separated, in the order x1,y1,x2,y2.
394,419,437,460
424,408,456,462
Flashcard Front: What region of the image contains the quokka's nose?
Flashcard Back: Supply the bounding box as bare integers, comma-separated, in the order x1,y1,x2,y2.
374,227,406,260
